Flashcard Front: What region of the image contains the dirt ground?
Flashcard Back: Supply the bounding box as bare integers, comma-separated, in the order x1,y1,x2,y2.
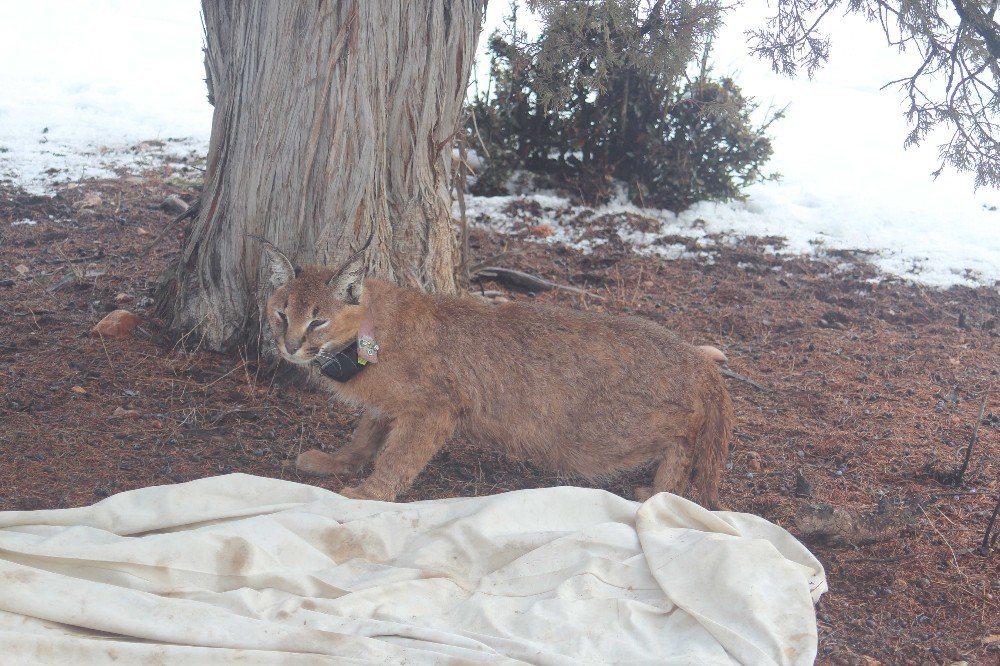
1,173,997,665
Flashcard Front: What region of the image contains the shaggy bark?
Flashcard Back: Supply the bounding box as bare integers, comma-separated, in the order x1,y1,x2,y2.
158,1,484,350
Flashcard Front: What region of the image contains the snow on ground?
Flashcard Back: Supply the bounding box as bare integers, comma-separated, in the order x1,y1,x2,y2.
708,5,1000,288
0,1,210,191
470,3,1000,289
1,1,996,288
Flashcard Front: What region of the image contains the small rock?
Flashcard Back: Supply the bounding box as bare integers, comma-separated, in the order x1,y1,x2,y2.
114,292,133,303
91,310,141,338
70,386,87,394
794,470,812,497
161,194,189,215
136,227,150,235
74,192,102,209
149,419,163,429
14,264,29,275
110,407,140,419
915,577,931,589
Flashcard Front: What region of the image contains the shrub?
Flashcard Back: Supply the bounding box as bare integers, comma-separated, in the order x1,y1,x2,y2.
467,1,778,212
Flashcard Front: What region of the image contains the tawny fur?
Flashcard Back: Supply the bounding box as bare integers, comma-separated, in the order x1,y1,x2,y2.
266,265,734,508
696,345,728,364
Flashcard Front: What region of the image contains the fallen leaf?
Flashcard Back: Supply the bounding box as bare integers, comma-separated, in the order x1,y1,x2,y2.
983,634,1000,645
91,310,141,338
14,264,29,275
528,223,555,238
71,386,87,394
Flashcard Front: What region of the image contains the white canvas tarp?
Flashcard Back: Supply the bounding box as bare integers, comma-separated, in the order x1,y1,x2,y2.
0,474,826,665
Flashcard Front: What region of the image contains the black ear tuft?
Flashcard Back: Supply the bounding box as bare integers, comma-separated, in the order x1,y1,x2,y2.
247,235,295,288
325,230,373,302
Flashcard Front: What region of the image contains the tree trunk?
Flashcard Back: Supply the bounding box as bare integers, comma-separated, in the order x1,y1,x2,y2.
157,1,484,350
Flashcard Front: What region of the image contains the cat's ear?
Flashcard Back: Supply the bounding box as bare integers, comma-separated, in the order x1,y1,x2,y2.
247,235,295,288
327,230,374,304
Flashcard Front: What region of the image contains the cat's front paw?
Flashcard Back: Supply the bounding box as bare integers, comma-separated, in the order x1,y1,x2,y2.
338,485,373,500
296,449,355,476
338,483,395,502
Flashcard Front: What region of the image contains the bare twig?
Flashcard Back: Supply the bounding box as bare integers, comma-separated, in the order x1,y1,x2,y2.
919,505,964,577
140,200,200,257
43,251,105,265
720,366,770,392
954,390,989,486
841,552,918,565
468,100,491,163
473,266,604,299
467,250,523,274
981,494,1000,554
472,290,506,299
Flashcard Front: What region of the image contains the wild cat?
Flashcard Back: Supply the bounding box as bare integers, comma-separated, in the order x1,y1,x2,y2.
255,237,733,507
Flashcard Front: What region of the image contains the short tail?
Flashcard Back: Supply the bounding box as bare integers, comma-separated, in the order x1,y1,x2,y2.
691,371,734,510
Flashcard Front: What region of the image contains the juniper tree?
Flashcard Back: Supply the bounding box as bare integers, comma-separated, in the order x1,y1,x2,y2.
470,0,775,210
158,2,484,350
750,0,1000,187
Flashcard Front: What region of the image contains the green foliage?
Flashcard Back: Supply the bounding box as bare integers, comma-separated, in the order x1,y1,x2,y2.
467,0,777,211
751,0,999,188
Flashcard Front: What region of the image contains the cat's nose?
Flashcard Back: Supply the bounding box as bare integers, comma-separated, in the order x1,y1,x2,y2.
284,337,303,355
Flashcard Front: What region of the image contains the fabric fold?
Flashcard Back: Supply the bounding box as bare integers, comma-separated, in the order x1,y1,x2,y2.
0,474,825,665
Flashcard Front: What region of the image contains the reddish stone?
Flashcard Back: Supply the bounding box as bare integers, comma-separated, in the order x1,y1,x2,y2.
91,310,141,338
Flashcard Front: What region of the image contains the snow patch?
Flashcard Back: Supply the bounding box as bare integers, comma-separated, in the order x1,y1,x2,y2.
0,1,211,193
459,189,999,289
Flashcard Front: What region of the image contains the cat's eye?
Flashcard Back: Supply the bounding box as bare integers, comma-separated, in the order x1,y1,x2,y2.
307,319,328,331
